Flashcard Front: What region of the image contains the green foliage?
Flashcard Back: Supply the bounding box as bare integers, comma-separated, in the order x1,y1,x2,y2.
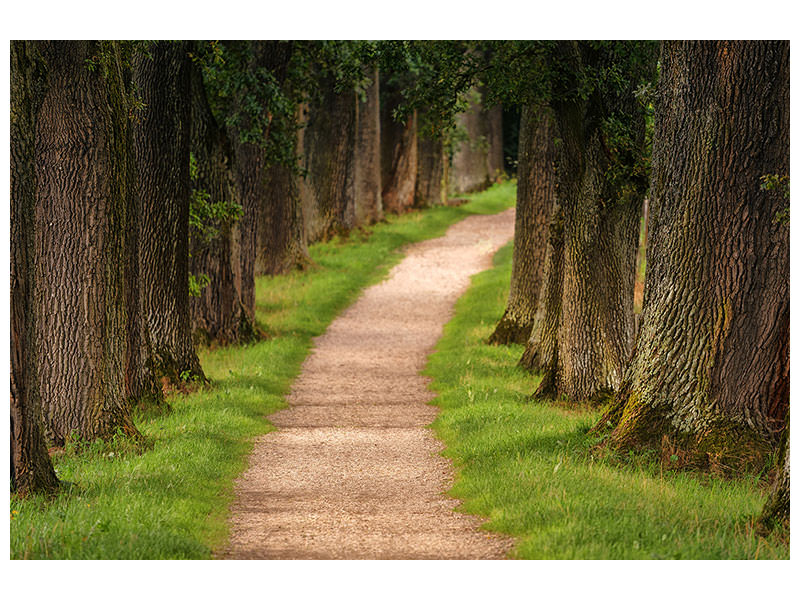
760,174,790,224
10,183,515,559
187,273,211,298
425,235,788,559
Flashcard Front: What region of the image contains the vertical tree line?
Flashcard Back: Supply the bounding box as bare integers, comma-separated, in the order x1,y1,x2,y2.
11,40,787,534
10,39,503,496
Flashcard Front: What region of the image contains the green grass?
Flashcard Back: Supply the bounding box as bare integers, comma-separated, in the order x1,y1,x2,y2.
9,181,516,560
425,241,789,559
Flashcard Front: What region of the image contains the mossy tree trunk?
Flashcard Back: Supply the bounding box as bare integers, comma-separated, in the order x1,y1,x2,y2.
490,104,555,345
520,43,647,404
134,41,204,384
188,56,258,345
32,41,142,445
10,40,60,494
299,79,357,242
354,64,383,225
380,73,418,214
594,41,789,469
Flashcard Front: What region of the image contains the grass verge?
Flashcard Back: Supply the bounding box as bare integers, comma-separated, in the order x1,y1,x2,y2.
10,181,516,559
425,241,789,559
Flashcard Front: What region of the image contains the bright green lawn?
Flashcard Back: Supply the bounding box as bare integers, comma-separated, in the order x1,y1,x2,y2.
425,242,789,559
10,181,516,559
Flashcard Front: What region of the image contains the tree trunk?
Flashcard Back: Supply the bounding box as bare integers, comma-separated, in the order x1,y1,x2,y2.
449,87,491,195
299,81,357,242
188,57,258,345
134,41,204,384
520,43,647,404
594,41,790,469
519,204,564,392
10,40,60,494
758,412,789,531
33,41,141,444
380,74,418,213
415,132,445,208
252,43,309,276
353,65,383,225
489,104,555,345
486,102,504,179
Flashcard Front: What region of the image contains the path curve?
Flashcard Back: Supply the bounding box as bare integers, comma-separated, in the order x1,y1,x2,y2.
221,208,516,559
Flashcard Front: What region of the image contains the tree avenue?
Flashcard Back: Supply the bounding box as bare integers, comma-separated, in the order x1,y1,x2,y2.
10,38,788,535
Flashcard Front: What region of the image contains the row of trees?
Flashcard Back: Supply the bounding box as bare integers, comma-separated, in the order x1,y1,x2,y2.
475,41,788,528
10,40,789,530
10,40,504,496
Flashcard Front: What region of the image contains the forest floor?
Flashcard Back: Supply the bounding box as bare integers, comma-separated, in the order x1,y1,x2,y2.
219,207,516,558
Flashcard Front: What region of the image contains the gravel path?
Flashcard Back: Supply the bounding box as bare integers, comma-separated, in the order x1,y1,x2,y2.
220,208,516,559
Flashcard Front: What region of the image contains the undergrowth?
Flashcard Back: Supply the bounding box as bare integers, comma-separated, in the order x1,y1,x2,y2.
425,242,789,559
9,181,517,560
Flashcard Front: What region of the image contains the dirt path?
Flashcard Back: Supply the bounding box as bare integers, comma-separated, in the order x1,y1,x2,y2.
221,208,516,559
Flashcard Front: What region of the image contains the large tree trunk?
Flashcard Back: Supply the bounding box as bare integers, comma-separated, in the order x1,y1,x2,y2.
594,41,789,469
188,57,257,345
299,80,357,242
489,104,555,345
353,65,383,225
415,130,445,208
33,41,141,445
380,74,418,214
10,41,60,494
449,87,491,195
520,43,647,404
134,41,204,384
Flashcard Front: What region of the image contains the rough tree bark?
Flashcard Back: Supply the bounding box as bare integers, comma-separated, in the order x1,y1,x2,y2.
188,57,258,345
353,65,383,224
299,80,357,242
133,41,204,384
10,40,60,494
449,86,491,195
593,41,790,469
489,104,555,345
32,41,141,444
380,73,418,213
520,43,647,404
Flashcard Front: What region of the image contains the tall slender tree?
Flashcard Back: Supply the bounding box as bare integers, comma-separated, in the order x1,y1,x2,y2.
593,41,789,468
353,64,383,224
489,104,555,344
188,54,257,344
134,41,204,383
